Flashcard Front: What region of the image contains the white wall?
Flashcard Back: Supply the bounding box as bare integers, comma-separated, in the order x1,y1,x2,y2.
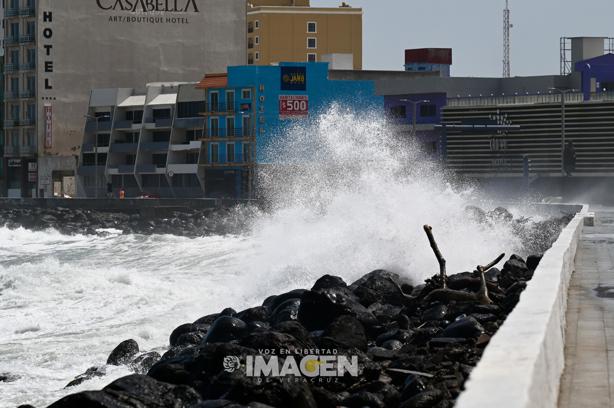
455,205,588,408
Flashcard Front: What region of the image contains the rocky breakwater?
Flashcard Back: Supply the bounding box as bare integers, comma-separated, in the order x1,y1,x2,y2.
45,220,557,408
0,206,252,237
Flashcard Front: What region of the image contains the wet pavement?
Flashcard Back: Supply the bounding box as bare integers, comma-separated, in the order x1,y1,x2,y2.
559,210,614,408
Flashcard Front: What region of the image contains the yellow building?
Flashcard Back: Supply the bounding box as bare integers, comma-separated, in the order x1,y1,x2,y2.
246,1,363,70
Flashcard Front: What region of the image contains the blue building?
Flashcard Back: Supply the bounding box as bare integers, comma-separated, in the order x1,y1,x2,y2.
78,62,382,198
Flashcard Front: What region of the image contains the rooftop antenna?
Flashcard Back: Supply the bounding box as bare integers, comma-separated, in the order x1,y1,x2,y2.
503,0,512,78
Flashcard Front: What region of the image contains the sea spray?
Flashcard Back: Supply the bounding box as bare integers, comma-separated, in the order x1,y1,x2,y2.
0,107,531,407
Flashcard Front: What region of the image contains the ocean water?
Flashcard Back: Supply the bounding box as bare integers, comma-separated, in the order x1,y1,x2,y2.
0,108,527,407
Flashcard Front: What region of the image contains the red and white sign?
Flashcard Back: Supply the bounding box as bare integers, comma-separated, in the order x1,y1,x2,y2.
44,104,53,149
279,95,309,119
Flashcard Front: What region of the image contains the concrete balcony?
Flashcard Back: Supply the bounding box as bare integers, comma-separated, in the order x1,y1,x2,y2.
108,165,135,175
5,9,19,17
136,164,166,174
19,8,35,17
19,35,34,44
4,64,18,73
174,117,205,129
139,142,169,153
155,118,173,128
113,120,141,130
167,164,198,175
85,120,113,132
170,141,202,151
18,119,35,127
82,145,109,154
20,90,35,98
19,63,36,72
110,143,138,153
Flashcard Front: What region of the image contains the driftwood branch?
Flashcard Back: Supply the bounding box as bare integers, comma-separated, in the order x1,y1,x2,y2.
478,253,505,273
423,225,447,288
472,253,504,305
422,225,502,305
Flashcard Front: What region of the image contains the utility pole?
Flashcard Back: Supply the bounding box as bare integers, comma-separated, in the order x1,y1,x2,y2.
503,0,511,78
550,88,575,175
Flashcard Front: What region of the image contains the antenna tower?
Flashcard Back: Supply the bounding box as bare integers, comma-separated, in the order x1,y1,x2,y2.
503,0,511,77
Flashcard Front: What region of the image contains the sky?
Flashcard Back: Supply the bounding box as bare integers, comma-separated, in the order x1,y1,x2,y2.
310,0,614,77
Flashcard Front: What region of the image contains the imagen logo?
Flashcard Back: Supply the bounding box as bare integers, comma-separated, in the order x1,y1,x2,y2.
224,349,359,379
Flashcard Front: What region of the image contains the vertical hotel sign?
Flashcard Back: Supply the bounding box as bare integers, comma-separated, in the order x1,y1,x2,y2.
44,104,53,149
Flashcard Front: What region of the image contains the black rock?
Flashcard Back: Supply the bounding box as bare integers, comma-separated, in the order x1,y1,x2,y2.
170,323,202,347
382,339,403,350
275,321,311,342
220,307,237,317
65,366,106,388
0,372,19,382
368,346,398,360
399,389,444,408
441,316,484,339
241,330,311,351
236,306,269,323
323,315,368,350
421,304,448,321
176,331,206,347
401,374,427,401
131,351,162,374
270,298,301,325
194,313,220,325
526,254,542,271
350,270,411,307
311,274,347,291
344,391,385,408
52,374,201,408
205,316,248,343
267,289,307,313
107,339,139,366
297,288,376,331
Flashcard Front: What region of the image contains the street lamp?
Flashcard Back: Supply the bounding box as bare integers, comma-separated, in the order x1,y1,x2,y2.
84,113,111,198
549,87,576,175
400,98,430,138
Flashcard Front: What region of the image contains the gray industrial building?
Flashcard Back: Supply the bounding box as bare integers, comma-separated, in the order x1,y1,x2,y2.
382,37,614,179
3,0,246,198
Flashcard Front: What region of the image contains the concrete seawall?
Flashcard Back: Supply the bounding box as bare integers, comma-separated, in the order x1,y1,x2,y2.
0,198,256,214
456,204,588,408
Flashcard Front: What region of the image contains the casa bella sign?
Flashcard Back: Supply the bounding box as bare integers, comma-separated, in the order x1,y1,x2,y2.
96,0,200,13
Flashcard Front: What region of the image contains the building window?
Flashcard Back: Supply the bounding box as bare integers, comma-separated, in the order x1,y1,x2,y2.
420,104,437,117
389,105,406,119
255,52,260,61
242,115,251,136
226,90,235,111
177,101,205,118
242,89,252,100
242,143,251,163
226,116,235,137
210,117,219,137
227,143,235,163
255,20,260,29
210,143,219,163
307,21,317,33
307,37,317,49
248,53,254,65
248,21,254,33
307,53,317,62
255,36,260,45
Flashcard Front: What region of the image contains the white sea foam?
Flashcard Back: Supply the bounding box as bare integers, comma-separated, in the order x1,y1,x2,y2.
0,108,527,407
